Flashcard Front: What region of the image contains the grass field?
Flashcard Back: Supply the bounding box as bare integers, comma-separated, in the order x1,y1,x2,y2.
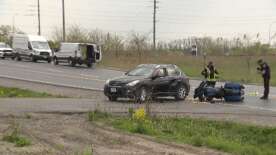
90,111,276,155
100,52,276,85
0,86,56,98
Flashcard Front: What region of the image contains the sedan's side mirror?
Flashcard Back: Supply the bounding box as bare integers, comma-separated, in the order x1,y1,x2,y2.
125,71,130,75
151,73,160,80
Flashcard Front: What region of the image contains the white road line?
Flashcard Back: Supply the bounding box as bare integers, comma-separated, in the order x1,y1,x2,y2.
3,67,105,82
0,75,103,91
231,104,276,112
47,68,65,73
13,64,30,68
1,61,101,79
80,74,99,78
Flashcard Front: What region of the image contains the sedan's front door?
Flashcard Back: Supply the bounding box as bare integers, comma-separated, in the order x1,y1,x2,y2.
151,68,171,95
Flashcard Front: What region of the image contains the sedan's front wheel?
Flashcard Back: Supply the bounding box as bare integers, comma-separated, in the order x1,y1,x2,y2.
175,84,187,101
108,96,117,102
135,87,149,103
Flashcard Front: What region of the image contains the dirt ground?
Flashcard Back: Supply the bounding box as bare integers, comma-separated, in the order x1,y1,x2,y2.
0,113,227,155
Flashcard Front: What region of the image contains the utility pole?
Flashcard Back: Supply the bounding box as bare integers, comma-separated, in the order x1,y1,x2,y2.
37,0,41,35
153,0,157,50
62,0,66,41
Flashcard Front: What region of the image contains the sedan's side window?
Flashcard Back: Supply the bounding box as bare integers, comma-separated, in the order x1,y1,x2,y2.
167,67,179,76
155,68,166,77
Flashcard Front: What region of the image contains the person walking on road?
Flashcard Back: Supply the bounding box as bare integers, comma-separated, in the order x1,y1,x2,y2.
201,61,219,87
257,59,271,100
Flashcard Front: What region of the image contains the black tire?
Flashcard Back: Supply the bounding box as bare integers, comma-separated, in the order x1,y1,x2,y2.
206,97,213,102
15,54,21,61
135,87,148,103
53,57,59,65
68,58,76,67
108,96,117,101
199,96,205,102
47,58,51,63
31,55,37,62
175,84,188,101
87,63,92,68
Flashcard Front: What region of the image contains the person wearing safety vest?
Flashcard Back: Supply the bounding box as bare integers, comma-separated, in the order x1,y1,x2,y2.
201,61,219,87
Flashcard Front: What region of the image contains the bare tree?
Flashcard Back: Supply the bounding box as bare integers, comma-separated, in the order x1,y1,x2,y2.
127,32,149,63
66,25,89,43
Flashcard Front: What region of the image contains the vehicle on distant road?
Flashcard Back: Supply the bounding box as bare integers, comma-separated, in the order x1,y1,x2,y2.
53,43,102,68
12,34,52,63
104,64,190,102
0,42,14,59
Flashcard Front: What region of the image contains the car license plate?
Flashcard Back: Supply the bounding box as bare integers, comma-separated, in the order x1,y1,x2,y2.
110,88,117,93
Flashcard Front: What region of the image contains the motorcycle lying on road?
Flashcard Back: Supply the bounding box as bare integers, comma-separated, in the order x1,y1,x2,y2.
194,81,245,103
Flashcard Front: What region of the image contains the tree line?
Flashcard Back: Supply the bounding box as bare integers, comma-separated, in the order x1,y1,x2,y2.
0,24,274,56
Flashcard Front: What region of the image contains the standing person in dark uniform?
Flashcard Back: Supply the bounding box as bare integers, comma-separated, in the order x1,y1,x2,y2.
257,59,271,100
201,61,219,87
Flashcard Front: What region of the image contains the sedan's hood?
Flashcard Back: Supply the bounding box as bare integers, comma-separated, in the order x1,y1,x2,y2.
111,75,147,83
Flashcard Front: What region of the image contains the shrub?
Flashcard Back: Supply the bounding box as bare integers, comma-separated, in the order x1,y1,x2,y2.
3,127,31,147
132,108,146,122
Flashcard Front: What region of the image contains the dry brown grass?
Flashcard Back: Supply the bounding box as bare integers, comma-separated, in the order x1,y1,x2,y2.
100,52,276,85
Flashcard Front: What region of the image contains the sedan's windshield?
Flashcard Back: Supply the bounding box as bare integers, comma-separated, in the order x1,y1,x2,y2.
32,41,50,50
0,43,10,48
127,67,154,77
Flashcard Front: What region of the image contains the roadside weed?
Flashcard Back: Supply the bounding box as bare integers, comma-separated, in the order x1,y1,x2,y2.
2,123,31,147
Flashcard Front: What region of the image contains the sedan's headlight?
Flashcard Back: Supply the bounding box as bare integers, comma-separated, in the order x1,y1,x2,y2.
127,80,140,87
105,79,110,85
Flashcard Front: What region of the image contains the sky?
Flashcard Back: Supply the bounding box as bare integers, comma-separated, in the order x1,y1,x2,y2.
1,0,276,43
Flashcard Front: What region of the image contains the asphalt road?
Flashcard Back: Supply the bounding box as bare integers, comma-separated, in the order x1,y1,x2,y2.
1,98,276,126
0,59,275,111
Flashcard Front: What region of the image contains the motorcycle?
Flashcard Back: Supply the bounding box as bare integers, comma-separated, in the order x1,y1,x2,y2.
194,81,224,102
194,81,245,103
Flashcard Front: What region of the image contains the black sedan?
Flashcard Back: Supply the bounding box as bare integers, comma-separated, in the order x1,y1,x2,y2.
104,64,190,102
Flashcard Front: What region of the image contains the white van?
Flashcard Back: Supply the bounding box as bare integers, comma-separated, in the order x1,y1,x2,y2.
53,43,102,68
12,34,52,63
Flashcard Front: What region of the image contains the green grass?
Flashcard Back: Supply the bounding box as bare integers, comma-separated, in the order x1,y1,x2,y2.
100,53,276,86
89,111,276,155
74,148,93,155
0,86,60,98
3,127,31,147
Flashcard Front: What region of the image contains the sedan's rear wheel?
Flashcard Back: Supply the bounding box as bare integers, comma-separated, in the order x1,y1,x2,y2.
175,84,187,101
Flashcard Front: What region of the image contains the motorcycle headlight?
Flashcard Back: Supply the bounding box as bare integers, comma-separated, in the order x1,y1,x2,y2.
127,80,140,87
